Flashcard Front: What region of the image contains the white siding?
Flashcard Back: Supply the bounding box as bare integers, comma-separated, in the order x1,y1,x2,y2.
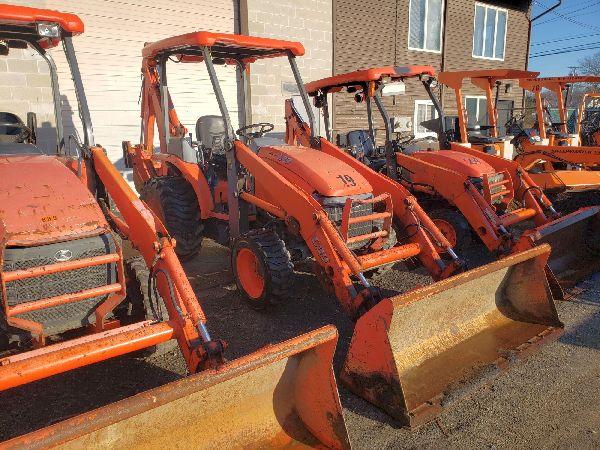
5,0,238,179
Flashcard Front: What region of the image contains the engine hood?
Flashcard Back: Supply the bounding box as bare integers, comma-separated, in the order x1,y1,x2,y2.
0,155,109,246
412,150,496,178
259,145,372,197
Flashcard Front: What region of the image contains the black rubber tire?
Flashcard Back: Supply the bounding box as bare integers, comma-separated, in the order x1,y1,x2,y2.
231,229,294,310
429,207,473,254
365,227,398,278
117,256,177,358
140,176,203,260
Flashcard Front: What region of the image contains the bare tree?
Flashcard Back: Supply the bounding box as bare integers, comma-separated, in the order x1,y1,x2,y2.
579,51,600,76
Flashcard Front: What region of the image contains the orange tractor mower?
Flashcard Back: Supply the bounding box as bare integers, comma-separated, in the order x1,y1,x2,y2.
0,6,350,449
576,92,600,146
117,31,567,428
296,66,599,290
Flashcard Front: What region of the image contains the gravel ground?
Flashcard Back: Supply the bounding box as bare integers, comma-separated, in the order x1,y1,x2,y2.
1,241,598,448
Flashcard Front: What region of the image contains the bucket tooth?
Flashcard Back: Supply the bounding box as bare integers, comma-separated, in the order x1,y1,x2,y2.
3,326,351,450
340,245,563,428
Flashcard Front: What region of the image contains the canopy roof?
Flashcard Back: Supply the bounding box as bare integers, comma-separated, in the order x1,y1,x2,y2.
305,66,435,95
142,31,305,62
438,69,540,89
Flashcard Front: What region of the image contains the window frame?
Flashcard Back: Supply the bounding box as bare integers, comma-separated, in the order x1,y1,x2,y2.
472,2,508,61
464,95,488,129
407,0,445,54
413,99,438,138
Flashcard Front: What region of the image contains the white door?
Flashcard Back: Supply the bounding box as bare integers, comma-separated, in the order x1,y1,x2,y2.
413,99,438,138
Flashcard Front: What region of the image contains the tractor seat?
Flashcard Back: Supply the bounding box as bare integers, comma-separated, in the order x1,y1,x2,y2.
0,112,41,155
0,112,26,144
347,130,376,158
197,115,226,155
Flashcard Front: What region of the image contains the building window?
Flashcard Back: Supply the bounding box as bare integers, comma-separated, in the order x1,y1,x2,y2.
465,96,489,133
408,0,444,53
473,3,507,60
414,100,438,138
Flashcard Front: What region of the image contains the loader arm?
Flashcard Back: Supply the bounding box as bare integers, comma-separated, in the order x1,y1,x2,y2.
285,98,312,147
516,144,600,169
90,147,219,372
450,143,557,226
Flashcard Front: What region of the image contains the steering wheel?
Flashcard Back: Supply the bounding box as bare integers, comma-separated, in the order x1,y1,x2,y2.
0,122,33,142
236,123,274,139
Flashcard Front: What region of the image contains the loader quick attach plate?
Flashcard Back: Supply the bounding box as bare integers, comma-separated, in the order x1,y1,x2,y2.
340,245,564,428
3,326,351,450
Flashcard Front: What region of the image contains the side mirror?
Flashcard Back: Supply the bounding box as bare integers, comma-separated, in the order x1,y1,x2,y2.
27,112,37,144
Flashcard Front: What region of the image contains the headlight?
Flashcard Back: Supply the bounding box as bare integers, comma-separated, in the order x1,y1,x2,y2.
37,22,60,38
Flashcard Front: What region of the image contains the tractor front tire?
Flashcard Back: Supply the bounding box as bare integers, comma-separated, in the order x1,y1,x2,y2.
232,229,294,310
140,176,203,260
429,207,473,254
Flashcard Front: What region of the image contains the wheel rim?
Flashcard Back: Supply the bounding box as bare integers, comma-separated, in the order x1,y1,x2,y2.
433,218,457,249
236,248,265,299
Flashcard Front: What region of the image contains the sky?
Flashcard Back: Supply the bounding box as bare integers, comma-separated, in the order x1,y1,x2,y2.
528,0,600,76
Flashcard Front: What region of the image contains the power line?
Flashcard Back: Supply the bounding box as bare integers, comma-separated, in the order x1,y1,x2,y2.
535,0,600,25
531,32,600,47
531,43,600,58
532,0,600,32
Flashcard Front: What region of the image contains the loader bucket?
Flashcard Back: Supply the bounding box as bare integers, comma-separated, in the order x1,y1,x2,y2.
521,206,600,289
340,245,563,428
4,326,350,450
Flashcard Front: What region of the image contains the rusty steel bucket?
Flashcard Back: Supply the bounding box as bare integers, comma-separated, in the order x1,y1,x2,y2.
340,245,563,428
520,206,600,289
3,326,350,450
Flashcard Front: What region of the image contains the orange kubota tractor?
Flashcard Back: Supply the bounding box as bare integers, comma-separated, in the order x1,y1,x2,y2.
438,70,600,207
125,34,565,428
0,6,350,449
295,66,600,290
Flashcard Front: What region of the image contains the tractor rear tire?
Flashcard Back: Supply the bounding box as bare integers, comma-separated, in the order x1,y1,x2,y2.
140,176,203,260
231,229,294,310
118,256,177,358
429,207,473,255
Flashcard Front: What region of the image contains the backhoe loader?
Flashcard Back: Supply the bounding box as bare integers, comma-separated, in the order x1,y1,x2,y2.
0,6,350,449
438,70,600,203
297,66,600,289
125,34,564,428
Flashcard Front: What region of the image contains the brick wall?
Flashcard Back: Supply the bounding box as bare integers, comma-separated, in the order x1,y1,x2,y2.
333,0,532,140
0,48,58,153
243,0,332,132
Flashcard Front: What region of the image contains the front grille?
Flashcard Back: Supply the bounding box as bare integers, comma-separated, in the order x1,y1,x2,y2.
1,233,118,335
319,193,382,250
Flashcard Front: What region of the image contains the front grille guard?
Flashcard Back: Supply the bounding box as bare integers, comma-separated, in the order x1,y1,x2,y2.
0,241,125,347
339,193,393,247
482,170,513,206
